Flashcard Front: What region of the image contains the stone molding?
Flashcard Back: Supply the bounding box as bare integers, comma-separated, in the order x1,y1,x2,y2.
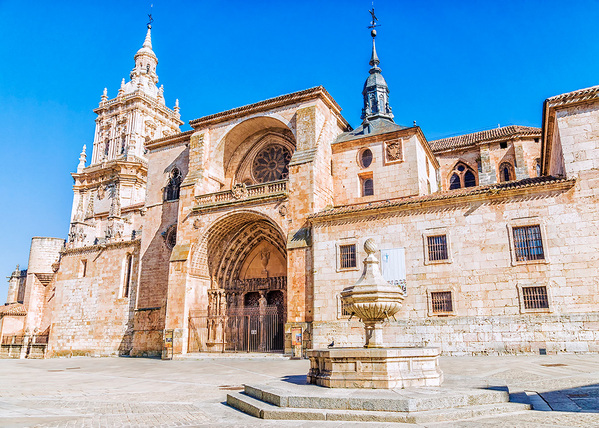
189,86,349,130
61,238,141,256
310,177,575,223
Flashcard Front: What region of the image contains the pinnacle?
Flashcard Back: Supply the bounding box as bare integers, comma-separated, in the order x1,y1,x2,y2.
143,27,152,50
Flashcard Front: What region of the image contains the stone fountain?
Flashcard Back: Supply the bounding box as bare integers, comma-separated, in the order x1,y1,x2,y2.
307,238,443,388
227,240,530,421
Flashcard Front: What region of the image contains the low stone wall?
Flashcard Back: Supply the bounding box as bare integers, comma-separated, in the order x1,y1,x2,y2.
0,344,22,358
312,312,599,355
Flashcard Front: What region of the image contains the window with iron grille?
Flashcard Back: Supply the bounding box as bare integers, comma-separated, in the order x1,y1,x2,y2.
338,295,352,318
431,291,453,313
427,235,448,261
522,286,549,310
339,244,357,269
513,225,544,261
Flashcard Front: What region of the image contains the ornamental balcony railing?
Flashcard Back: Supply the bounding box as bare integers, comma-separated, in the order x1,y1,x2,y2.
194,180,288,210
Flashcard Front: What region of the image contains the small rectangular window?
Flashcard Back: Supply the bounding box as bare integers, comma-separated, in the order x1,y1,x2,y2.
431,291,453,313
500,141,508,149
79,260,87,278
522,286,549,310
339,244,357,269
427,235,448,261
513,225,544,261
123,254,133,298
338,294,352,318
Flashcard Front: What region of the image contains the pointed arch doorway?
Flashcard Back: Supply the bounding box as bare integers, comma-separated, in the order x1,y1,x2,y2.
196,213,287,353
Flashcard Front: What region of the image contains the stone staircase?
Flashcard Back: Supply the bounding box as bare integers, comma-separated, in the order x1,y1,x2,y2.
227,381,531,423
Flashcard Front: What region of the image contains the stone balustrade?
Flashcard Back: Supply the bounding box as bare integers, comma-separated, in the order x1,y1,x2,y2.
194,180,288,210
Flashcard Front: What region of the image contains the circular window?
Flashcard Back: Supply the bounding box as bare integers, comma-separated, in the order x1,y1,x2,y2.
252,144,292,183
165,226,177,249
360,148,373,168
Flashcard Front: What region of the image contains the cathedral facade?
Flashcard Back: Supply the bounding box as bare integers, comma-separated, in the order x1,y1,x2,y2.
2,22,599,358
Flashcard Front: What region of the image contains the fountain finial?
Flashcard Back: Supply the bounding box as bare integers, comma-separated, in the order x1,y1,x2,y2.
364,238,377,255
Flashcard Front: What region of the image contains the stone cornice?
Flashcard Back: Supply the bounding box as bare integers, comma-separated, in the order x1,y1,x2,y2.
62,238,141,256
94,92,183,126
309,177,575,223
188,86,350,131
146,130,193,151
72,160,148,188
92,202,145,218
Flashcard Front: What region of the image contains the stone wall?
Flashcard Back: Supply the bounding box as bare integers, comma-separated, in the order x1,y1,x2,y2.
311,173,598,354
47,241,139,357
555,102,599,178
312,312,599,355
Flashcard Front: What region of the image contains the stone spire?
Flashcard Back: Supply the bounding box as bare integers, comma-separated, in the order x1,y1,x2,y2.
361,8,394,124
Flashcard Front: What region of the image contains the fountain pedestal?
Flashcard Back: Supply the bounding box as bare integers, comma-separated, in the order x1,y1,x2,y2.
307,347,442,388
307,239,443,389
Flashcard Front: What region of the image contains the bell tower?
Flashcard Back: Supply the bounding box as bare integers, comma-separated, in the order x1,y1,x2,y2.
68,22,183,248
361,8,394,124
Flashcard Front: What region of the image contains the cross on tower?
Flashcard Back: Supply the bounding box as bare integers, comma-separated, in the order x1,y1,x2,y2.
368,7,379,30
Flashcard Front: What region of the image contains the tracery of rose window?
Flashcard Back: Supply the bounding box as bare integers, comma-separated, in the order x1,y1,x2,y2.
252,144,292,183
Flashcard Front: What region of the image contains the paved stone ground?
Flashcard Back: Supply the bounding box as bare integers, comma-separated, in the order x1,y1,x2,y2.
1,353,599,427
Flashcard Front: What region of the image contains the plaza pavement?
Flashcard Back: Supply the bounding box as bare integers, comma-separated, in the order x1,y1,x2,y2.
1,353,599,427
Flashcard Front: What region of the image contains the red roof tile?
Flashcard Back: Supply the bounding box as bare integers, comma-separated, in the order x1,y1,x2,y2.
429,125,541,152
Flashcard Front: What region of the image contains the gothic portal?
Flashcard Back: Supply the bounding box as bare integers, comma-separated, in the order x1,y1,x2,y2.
188,213,288,353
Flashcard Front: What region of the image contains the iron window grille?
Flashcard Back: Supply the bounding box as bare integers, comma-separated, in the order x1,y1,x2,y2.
339,244,357,269
513,225,544,261
431,291,453,313
522,286,549,310
338,295,352,317
427,235,448,261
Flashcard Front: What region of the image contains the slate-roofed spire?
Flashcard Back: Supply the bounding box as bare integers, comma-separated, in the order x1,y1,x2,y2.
361,8,394,124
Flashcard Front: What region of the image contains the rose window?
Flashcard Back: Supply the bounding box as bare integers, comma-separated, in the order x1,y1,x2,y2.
252,144,292,183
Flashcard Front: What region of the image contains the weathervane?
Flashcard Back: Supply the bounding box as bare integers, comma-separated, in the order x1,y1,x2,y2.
368,6,380,33
147,3,154,29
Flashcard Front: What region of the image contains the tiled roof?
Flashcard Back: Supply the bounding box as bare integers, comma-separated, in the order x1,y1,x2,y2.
334,118,407,144
429,125,541,153
0,303,27,317
310,176,574,221
546,85,599,108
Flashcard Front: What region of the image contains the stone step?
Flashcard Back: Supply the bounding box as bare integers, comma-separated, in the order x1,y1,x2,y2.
243,383,510,413
227,391,531,423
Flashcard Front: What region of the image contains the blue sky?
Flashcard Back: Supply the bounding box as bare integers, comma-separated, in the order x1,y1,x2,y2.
0,0,598,299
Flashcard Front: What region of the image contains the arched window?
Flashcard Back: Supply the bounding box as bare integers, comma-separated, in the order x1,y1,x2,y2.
363,178,374,196
165,168,182,201
535,158,541,177
449,174,460,190
448,162,477,190
499,162,514,182
464,170,476,187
